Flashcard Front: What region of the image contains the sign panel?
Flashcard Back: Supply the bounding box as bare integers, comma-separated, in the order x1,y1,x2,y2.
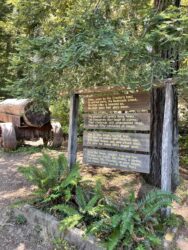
83,148,150,173
83,90,151,173
83,131,150,152
84,113,150,131
84,92,150,113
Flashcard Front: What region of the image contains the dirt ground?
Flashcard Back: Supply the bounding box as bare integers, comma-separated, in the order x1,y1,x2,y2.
0,151,55,250
0,141,188,250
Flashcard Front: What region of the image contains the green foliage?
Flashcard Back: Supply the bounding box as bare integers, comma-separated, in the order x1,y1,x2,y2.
1,0,186,102
15,214,27,225
18,153,80,199
50,98,70,134
0,0,13,97
18,153,179,249
50,97,83,137
2,145,43,154
52,181,107,231
52,237,76,250
179,134,188,168
86,190,178,250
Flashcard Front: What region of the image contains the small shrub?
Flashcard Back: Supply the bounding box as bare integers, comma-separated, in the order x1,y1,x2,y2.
15,214,27,225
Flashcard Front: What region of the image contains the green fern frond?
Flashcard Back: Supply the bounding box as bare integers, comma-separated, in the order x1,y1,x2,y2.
138,190,177,209
106,225,121,250
85,194,101,212
76,186,87,210
138,190,178,220
111,214,122,228
59,214,83,231
38,153,54,174
86,218,110,235
61,166,80,189
51,204,78,216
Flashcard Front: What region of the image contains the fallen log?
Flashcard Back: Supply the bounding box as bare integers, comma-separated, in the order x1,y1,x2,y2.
0,99,50,127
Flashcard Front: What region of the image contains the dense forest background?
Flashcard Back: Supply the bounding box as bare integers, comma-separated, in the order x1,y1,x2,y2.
0,0,187,102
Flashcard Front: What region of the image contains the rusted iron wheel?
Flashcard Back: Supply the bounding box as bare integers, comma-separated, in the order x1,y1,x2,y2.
0,123,17,150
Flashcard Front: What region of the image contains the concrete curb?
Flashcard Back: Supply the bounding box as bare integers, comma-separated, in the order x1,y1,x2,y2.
14,204,103,250
14,204,179,250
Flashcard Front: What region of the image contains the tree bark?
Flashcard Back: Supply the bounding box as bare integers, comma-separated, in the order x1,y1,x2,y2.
144,87,165,187
144,0,180,190
171,85,179,191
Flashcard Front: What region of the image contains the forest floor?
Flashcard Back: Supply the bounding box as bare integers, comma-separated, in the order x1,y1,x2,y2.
0,141,188,250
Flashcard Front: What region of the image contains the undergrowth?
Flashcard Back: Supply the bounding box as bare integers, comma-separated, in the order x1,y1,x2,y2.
19,153,179,250
0,145,44,154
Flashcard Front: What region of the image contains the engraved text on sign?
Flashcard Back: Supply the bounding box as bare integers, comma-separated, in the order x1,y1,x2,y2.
83,90,151,173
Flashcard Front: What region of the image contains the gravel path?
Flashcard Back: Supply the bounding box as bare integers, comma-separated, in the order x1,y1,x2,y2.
0,152,53,250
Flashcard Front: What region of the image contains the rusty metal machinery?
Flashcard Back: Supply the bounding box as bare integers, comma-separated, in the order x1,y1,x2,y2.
0,99,63,150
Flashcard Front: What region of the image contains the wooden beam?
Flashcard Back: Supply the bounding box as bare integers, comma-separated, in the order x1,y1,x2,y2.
68,94,80,169
171,86,179,191
161,82,173,215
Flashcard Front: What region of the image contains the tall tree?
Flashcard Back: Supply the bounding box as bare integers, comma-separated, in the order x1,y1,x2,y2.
145,0,181,190
0,0,12,97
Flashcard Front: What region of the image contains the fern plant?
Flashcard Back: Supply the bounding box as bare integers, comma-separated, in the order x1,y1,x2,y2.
51,181,110,231
86,190,178,250
19,155,178,250
18,153,80,201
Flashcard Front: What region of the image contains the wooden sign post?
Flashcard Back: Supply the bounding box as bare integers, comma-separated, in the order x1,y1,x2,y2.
67,86,179,195
68,94,79,169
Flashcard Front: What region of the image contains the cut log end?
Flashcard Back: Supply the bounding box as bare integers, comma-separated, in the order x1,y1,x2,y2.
24,106,51,128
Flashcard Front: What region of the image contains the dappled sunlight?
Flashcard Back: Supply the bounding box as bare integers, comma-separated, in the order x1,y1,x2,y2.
0,187,33,201
16,243,26,250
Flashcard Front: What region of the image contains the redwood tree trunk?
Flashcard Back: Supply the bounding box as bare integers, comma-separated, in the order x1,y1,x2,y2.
144,0,180,191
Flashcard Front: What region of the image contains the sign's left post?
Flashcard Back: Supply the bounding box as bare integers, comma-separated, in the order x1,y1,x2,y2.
68,93,80,169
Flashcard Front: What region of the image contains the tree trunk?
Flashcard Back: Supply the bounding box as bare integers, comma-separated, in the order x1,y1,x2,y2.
144,0,180,191
144,87,165,187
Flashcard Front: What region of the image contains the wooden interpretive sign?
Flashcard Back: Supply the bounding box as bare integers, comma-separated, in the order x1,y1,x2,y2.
84,113,150,131
83,148,150,173
82,89,151,173
84,92,150,113
83,131,150,152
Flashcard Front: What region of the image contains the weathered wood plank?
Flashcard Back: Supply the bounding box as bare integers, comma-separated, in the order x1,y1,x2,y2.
84,113,150,131
83,131,150,152
83,148,150,173
84,92,150,112
161,83,173,194
0,113,21,127
68,94,80,169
